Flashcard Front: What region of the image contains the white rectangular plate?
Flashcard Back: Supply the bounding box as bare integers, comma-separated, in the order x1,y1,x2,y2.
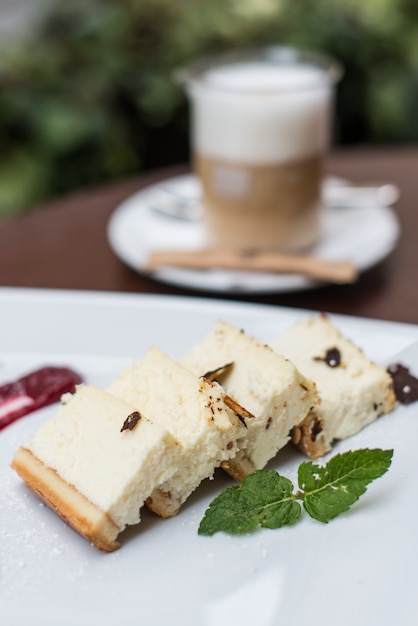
1,287,418,626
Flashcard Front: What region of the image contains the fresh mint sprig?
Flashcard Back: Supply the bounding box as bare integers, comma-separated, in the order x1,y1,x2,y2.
198,448,393,536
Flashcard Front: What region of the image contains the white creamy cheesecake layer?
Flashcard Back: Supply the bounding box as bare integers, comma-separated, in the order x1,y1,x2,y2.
109,347,246,507
270,316,396,444
27,384,178,529
180,320,319,472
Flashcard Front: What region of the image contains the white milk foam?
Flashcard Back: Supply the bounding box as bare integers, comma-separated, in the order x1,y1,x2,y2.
189,62,332,163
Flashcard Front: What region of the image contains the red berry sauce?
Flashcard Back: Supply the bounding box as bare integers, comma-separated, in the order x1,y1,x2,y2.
0,366,83,431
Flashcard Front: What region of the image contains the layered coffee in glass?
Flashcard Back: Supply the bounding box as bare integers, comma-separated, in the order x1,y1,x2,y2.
178,47,342,251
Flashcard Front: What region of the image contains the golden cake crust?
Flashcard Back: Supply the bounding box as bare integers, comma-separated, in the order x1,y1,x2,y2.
145,487,183,518
221,452,256,482
290,410,329,459
11,446,121,552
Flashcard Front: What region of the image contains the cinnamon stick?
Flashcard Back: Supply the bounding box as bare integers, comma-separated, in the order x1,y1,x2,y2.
145,248,358,284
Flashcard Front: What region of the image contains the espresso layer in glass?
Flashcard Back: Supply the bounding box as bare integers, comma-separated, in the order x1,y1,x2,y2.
196,152,323,251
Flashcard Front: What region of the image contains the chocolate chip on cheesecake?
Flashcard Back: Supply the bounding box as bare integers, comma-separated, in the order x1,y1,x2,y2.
121,411,142,432
387,363,418,405
313,347,342,368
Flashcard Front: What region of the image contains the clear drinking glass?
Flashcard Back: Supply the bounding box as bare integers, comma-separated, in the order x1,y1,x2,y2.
177,46,343,251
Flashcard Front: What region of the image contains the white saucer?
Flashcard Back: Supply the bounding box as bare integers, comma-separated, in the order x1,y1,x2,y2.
107,174,400,294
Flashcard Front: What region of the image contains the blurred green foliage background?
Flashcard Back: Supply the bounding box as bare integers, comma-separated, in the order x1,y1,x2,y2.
0,0,417,217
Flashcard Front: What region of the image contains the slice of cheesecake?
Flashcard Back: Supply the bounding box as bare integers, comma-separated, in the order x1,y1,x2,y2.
270,314,396,456
179,320,321,481
108,347,248,517
11,384,179,551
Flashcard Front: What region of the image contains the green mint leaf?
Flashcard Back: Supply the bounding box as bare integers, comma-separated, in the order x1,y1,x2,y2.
198,469,301,536
299,448,393,523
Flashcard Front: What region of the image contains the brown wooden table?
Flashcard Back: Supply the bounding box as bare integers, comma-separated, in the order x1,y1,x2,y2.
1,147,417,324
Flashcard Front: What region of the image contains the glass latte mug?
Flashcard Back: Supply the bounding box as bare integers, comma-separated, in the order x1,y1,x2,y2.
177,47,342,251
